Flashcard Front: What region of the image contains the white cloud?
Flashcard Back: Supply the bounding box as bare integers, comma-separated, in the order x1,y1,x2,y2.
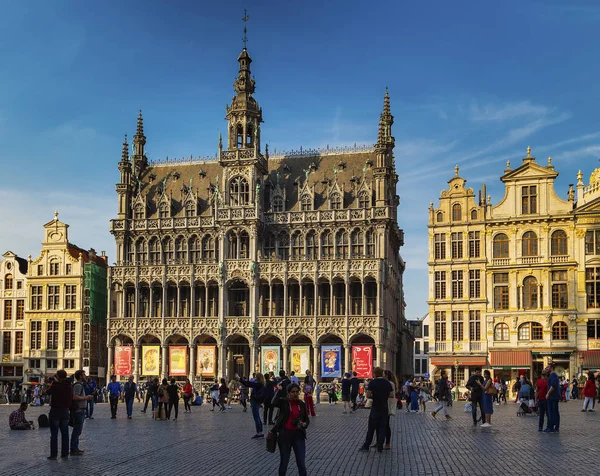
556,145,600,162
469,100,552,122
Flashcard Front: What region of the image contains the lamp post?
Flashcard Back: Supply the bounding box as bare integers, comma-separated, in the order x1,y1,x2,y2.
454,359,459,401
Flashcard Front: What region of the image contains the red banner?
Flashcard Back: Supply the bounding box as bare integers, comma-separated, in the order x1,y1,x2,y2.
114,346,132,376
352,345,373,378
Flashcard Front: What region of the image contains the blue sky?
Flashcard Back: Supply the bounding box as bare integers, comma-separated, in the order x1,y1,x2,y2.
1,0,599,319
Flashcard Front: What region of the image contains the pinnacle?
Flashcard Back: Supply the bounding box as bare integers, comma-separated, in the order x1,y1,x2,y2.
136,110,144,137
121,134,129,161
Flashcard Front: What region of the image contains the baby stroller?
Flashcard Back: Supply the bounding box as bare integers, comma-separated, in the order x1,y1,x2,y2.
517,398,536,416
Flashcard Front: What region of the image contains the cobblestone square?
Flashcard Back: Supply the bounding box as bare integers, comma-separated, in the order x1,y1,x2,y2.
0,399,594,475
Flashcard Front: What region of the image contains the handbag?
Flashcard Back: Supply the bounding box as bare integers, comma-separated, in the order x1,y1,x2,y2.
486,385,498,396
388,398,397,416
266,430,277,453
365,398,373,409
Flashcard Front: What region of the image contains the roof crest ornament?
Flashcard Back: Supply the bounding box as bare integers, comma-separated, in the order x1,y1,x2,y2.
242,9,249,49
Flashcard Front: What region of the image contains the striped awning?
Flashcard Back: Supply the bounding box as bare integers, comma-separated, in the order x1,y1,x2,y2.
583,350,600,369
430,356,487,367
489,351,532,369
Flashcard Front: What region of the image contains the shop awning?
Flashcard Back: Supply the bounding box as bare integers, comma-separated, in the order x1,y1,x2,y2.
430,356,487,367
583,350,600,369
489,351,532,369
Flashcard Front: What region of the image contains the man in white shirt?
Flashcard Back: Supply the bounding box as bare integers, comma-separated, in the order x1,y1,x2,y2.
290,371,299,386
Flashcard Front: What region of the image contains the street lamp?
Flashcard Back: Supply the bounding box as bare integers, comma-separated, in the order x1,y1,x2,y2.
454,359,459,401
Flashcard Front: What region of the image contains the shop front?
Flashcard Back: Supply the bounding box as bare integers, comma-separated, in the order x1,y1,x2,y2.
490,351,532,396
430,356,488,399
532,350,575,379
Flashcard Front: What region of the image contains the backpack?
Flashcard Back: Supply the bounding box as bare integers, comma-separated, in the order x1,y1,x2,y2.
38,414,49,428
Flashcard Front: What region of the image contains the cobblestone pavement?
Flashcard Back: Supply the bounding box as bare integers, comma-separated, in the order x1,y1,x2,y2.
0,399,595,475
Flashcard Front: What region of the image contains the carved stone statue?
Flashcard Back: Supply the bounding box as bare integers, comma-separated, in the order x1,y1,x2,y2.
512,316,518,329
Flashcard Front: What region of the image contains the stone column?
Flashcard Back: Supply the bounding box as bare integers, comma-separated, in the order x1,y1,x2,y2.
218,344,225,379
121,290,126,318
176,284,181,318
190,285,196,317
133,345,140,382
249,343,256,375
299,281,303,316
205,285,209,318
314,345,321,381
269,284,273,317
161,345,168,379
329,281,333,316
107,345,114,380
189,345,196,382
149,286,154,318
376,344,383,368
345,344,351,374
283,345,289,373
134,284,139,318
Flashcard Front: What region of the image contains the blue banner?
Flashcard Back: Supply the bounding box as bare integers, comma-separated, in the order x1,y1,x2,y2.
321,345,342,378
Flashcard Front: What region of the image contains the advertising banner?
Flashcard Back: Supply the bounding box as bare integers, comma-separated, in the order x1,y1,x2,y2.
142,345,160,376
196,345,216,377
291,346,311,377
352,345,373,378
169,346,188,376
114,346,132,376
261,346,280,375
321,345,342,378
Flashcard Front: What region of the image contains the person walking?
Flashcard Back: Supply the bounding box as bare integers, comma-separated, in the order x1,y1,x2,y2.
182,378,193,413
535,370,549,431
302,375,316,417
359,367,393,453
217,378,228,413
545,363,561,433
166,378,180,421
122,376,138,419
157,378,169,420
582,372,596,412
466,368,485,426
263,373,276,425
350,372,360,412
240,373,267,439
290,371,299,386
239,379,249,412
71,370,93,456
210,380,219,411
571,377,579,401
341,373,352,414
84,377,97,419
106,375,120,419
431,370,452,420
315,382,322,405
141,377,155,413
480,370,494,428
272,383,309,476
383,370,398,450
46,370,72,460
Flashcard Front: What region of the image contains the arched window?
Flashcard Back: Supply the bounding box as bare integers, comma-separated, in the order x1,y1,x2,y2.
330,193,342,210
185,201,196,217
162,237,174,264
518,322,543,340
239,231,250,259
136,238,148,265
321,230,333,259
158,202,170,219
273,196,284,213
494,323,509,341
148,238,160,265
227,232,238,259
4,274,13,289
134,203,144,220
202,235,216,261
306,230,316,259
336,230,349,259
175,236,187,263
236,124,243,148
493,233,509,258
291,231,303,260
189,235,201,263
452,203,462,221
277,232,289,260
246,124,253,147
366,229,375,258
126,239,135,264
436,212,443,223
300,194,312,212
263,233,276,259
351,229,364,257
470,209,477,220
522,231,538,257
551,230,567,256
523,276,538,310
229,176,250,206
358,191,369,208
552,321,568,340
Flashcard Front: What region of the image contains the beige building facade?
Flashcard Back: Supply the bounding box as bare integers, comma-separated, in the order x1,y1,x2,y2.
428,148,600,392
107,40,410,383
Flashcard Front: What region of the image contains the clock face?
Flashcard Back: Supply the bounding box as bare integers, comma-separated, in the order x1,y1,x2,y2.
49,231,63,242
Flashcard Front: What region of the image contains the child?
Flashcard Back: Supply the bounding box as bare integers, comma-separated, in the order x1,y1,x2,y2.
328,383,338,405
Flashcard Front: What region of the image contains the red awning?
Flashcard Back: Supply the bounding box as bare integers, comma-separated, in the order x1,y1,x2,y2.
489,351,532,368
430,356,487,367
583,350,600,369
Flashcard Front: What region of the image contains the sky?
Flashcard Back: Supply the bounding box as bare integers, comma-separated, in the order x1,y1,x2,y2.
1,0,599,319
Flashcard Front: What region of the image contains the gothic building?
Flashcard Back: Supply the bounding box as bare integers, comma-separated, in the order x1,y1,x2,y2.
107,41,408,383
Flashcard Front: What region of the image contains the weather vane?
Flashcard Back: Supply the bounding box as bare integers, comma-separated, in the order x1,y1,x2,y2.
242,9,249,48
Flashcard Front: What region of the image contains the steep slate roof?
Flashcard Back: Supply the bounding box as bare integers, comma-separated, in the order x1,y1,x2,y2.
67,244,108,268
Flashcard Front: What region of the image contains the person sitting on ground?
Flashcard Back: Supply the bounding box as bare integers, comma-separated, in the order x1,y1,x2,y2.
9,402,34,430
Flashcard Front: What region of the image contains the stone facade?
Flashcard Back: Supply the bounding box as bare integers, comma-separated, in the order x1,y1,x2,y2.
107,42,409,383
24,214,108,382
0,251,28,382
428,148,600,393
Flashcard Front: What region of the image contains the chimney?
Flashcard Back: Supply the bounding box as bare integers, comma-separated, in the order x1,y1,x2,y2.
88,248,97,260
100,251,108,263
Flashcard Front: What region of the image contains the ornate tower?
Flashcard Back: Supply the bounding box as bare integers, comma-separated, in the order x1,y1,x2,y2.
373,89,397,207
116,135,132,219
132,110,147,174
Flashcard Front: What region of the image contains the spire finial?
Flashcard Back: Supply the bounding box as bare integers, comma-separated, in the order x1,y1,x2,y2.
54,209,59,220
122,134,129,161
136,110,144,137
454,164,459,177
526,145,532,158
242,9,249,49
547,156,552,166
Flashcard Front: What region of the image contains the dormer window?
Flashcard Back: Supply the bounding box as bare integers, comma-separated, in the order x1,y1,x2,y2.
358,191,369,208
273,196,284,213
185,201,196,217
452,203,462,221
330,193,342,210
229,176,249,206
301,194,312,212
522,186,537,214
134,204,144,220
159,203,170,219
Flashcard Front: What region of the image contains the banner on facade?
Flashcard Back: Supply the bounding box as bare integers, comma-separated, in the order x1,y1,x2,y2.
261,346,280,375
321,345,342,378
291,346,311,377
196,345,216,377
352,345,373,378
142,345,160,376
169,346,187,376
114,346,132,376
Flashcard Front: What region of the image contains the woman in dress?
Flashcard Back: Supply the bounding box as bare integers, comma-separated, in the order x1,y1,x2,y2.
480,370,494,427
182,378,193,413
